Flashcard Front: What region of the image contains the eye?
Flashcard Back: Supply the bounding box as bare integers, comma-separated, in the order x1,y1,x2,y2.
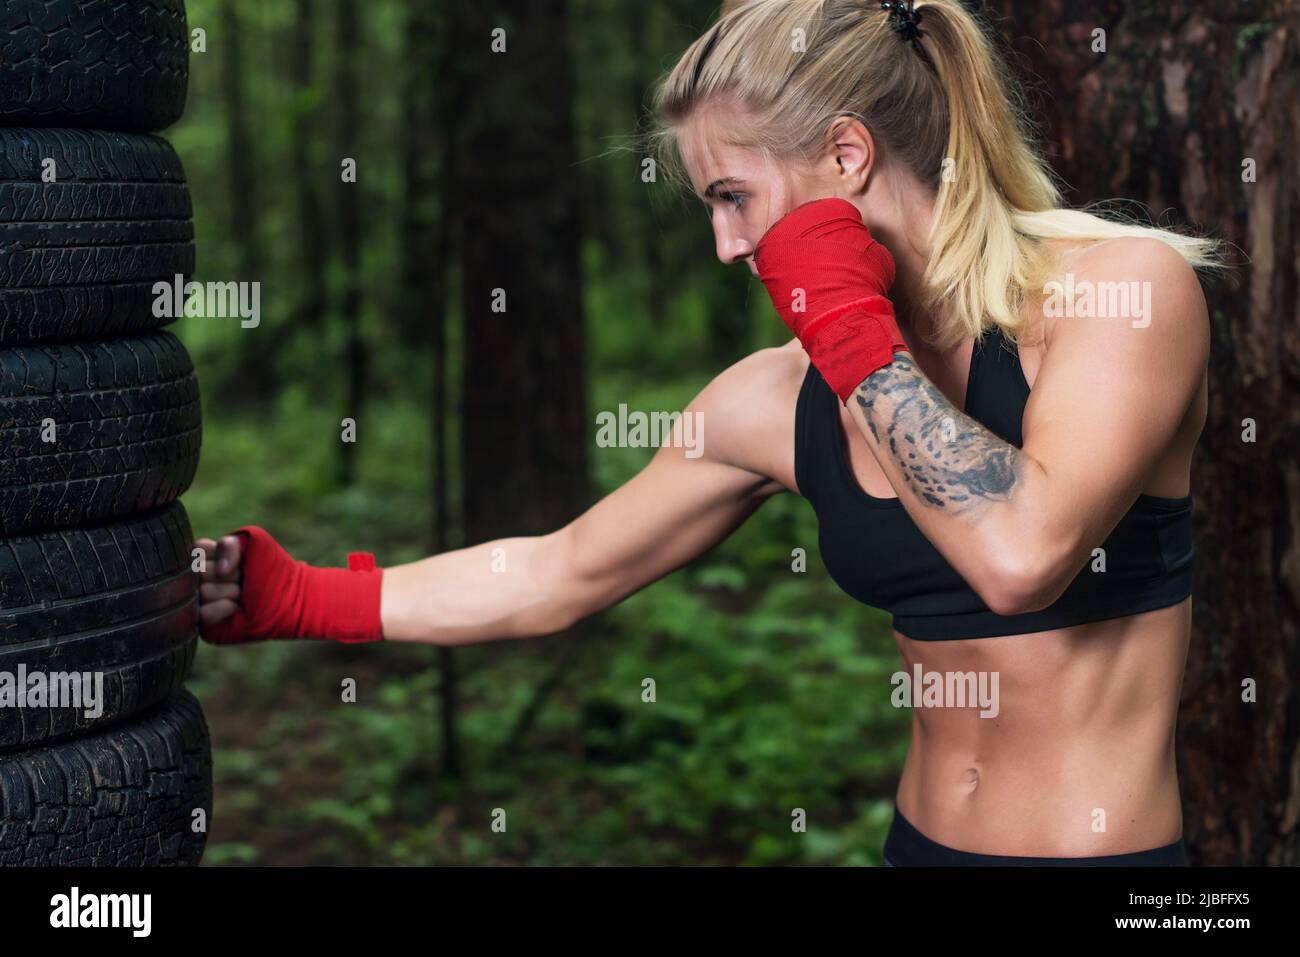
717,191,746,211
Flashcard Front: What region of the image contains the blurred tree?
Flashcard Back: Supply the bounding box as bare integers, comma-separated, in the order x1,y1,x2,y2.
219,0,273,390
627,3,665,331
335,0,367,485
219,0,256,277
455,0,590,542
290,0,328,333
407,0,462,777
451,0,593,761
983,0,1300,865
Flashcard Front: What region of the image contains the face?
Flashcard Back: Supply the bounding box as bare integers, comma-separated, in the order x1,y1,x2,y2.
678,115,828,277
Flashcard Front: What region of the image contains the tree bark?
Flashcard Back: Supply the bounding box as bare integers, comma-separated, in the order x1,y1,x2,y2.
456,0,590,543
979,0,1300,864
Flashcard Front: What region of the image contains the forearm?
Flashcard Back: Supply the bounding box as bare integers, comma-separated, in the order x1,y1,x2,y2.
848,354,1076,612
380,532,579,645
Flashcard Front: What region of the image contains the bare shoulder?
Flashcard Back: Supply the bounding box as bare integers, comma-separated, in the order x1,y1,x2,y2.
685,338,809,494
1027,235,1210,462
1022,235,1211,503
1045,235,1209,360
1069,234,1204,287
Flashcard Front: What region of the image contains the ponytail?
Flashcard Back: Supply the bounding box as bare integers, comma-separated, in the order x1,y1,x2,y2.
911,1,1060,347
653,0,1226,349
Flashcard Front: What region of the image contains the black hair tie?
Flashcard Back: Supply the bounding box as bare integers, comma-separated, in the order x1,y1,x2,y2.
880,0,924,44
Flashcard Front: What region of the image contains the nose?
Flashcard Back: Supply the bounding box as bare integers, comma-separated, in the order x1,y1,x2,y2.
715,226,754,268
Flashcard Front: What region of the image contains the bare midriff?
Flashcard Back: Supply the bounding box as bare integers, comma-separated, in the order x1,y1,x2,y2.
892,595,1191,856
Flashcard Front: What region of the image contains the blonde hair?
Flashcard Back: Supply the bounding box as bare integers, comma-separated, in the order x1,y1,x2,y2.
651,0,1225,350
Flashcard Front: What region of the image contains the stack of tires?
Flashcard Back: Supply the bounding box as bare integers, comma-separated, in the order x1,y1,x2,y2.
0,0,211,865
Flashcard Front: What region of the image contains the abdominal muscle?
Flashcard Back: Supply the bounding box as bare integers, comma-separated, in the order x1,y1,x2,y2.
892,595,1192,857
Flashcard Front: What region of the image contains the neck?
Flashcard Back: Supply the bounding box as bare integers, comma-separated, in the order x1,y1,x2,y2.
865,176,950,354
881,224,949,357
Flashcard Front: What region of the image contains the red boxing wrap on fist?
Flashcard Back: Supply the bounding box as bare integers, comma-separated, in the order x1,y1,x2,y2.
202,526,384,645
753,197,908,403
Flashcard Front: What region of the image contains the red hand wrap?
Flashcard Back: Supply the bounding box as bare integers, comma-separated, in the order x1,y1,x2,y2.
753,197,907,403
202,526,384,645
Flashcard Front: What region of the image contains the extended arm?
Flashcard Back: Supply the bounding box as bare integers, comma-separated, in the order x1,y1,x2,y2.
380,433,773,644
199,349,796,645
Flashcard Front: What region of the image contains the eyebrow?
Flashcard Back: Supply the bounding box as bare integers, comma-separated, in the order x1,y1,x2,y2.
700,177,744,200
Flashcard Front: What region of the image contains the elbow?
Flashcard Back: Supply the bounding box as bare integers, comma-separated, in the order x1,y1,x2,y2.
977,539,1076,617
504,577,588,639
515,533,594,638
529,594,588,637
498,592,584,640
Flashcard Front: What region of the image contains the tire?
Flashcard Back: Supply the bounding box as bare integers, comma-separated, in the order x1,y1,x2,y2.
0,332,201,536
0,503,199,751
0,690,211,866
0,128,195,345
0,0,189,133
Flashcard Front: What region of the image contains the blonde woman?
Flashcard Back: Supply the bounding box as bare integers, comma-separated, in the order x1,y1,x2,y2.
196,0,1220,866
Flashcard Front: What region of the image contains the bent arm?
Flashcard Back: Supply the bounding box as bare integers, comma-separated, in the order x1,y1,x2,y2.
380,358,790,644
844,240,1208,614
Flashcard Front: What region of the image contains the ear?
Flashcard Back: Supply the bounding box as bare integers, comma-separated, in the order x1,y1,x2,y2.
826,116,874,195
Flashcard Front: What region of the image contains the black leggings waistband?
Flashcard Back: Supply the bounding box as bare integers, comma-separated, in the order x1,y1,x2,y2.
883,804,1187,866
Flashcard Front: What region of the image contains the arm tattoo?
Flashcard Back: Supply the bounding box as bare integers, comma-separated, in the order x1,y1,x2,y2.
853,354,1020,513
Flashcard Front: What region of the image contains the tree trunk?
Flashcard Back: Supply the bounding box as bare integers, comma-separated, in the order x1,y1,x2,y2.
980,0,1300,865
629,2,664,333
401,3,438,349
291,0,327,332
220,0,256,280
219,0,273,391
456,0,590,543
334,0,365,486
451,0,590,756
411,0,462,778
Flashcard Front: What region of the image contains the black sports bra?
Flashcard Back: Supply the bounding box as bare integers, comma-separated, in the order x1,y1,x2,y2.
793,329,1195,640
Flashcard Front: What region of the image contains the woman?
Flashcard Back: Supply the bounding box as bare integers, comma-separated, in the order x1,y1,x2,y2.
196,0,1223,866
